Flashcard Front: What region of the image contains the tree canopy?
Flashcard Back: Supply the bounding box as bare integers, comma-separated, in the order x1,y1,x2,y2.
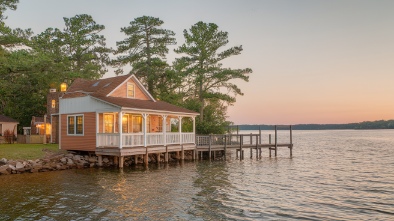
113,16,176,98
174,21,252,133
1,5,251,134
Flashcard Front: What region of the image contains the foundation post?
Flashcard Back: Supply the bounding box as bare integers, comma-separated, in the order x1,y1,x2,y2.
157,153,160,164
176,151,180,159
119,156,124,168
97,155,103,167
165,146,169,163
144,147,149,166
114,156,119,166
181,146,185,160
134,155,138,164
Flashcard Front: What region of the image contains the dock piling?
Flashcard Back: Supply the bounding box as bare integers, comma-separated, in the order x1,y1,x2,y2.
275,126,278,157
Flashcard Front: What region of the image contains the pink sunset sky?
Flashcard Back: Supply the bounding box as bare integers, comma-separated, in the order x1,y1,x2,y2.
5,0,394,125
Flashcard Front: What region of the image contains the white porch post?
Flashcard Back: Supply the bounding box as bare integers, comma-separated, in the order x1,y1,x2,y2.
192,116,196,144
162,115,167,146
142,113,148,147
119,111,123,149
178,116,183,145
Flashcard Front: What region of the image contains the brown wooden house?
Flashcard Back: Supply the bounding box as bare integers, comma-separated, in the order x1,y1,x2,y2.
56,74,198,166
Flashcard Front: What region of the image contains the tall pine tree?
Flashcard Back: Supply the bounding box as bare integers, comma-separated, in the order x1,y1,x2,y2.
174,22,252,128
113,16,176,98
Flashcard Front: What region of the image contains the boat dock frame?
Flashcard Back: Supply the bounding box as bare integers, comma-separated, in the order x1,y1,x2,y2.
196,125,293,160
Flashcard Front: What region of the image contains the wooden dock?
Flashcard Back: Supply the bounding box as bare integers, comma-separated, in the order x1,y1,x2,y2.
196,125,294,160
95,125,293,168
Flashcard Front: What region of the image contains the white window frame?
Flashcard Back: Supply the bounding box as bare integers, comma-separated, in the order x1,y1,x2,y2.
67,114,84,136
127,82,135,98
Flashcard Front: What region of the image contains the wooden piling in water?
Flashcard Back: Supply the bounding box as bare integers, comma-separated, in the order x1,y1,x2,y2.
240,135,243,160
275,126,278,157
224,135,227,160
209,135,212,160
269,134,272,157
290,125,293,157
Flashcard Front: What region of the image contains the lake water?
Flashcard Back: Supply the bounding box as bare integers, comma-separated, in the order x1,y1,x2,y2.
0,130,393,220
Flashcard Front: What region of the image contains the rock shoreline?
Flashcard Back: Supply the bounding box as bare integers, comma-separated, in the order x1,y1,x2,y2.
0,151,196,175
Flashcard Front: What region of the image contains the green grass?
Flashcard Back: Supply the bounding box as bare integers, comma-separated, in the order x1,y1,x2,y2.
0,143,62,160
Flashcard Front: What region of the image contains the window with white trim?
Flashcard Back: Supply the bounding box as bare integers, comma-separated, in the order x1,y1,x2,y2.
67,115,84,135
127,83,135,98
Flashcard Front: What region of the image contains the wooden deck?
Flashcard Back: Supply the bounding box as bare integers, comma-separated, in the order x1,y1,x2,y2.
95,125,294,168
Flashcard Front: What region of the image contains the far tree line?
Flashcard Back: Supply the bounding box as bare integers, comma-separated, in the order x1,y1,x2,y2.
0,0,252,134
236,120,394,130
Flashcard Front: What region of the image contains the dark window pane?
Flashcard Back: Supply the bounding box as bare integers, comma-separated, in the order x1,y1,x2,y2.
68,116,75,134
76,116,83,134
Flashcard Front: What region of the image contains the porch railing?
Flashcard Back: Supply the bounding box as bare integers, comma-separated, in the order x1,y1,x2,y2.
97,133,120,147
123,133,144,147
147,133,164,146
182,132,195,144
97,132,195,148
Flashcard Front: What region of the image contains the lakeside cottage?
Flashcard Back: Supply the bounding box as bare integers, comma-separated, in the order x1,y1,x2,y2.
49,74,199,167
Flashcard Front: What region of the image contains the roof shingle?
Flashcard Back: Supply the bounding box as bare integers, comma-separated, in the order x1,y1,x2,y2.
0,115,18,123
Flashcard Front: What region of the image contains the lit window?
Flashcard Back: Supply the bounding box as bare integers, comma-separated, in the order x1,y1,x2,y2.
132,115,142,132
51,99,56,108
122,114,129,133
127,83,135,98
67,115,83,135
104,114,114,133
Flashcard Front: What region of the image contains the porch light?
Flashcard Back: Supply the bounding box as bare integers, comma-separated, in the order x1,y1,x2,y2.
60,83,67,92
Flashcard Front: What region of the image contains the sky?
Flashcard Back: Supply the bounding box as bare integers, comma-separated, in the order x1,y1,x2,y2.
4,0,394,125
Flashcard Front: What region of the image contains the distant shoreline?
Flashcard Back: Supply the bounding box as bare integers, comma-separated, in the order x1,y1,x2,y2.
232,119,394,131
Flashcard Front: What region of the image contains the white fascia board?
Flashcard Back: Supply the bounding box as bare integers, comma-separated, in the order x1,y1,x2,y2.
121,107,199,117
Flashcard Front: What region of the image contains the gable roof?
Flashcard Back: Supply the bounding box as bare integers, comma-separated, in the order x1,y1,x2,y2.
63,74,132,98
63,74,155,100
0,115,18,123
62,74,198,116
92,95,198,115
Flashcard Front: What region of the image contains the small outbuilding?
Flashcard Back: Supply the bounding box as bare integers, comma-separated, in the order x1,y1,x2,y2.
0,114,18,137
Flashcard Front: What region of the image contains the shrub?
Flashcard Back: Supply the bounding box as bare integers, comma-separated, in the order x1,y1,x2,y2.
3,129,15,144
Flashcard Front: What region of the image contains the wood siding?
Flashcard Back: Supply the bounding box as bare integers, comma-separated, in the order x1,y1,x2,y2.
110,79,150,100
60,112,96,151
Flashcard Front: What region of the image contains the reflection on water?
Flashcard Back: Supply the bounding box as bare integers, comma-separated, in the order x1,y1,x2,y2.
1,130,394,220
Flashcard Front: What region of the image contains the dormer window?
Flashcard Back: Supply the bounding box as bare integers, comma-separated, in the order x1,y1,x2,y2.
127,83,135,98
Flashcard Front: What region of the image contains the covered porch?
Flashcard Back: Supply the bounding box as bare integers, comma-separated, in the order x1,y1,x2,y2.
96,111,196,149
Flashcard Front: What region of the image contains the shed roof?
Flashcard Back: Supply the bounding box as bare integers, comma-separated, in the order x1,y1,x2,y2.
0,115,18,123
